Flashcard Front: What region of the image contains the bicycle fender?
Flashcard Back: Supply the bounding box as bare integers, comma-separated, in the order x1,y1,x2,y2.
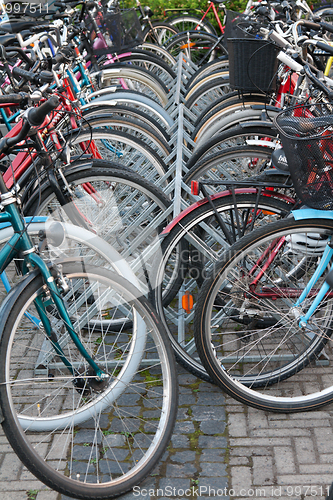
292,208,333,220
239,121,276,129
161,188,263,236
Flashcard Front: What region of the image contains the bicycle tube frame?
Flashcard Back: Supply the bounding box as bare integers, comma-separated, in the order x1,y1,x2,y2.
0,180,107,378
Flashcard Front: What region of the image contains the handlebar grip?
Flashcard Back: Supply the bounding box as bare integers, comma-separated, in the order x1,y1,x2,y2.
298,20,321,31
12,66,36,82
303,64,333,98
269,30,291,49
316,40,333,56
277,51,303,73
27,96,59,126
320,21,333,34
0,93,24,104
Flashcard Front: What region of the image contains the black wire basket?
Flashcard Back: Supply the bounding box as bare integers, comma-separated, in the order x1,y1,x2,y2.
91,8,143,56
227,38,279,93
274,103,333,210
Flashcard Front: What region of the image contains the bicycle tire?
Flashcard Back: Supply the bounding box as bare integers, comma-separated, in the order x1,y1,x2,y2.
0,263,178,498
82,104,170,143
194,216,333,412
152,193,294,381
24,160,171,288
99,51,176,85
192,93,271,142
185,56,229,90
188,125,279,170
164,31,227,66
92,65,169,106
167,14,216,35
142,21,179,45
185,76,231,116
82,90,173,129
194,106,280,149
183,145,273,188
81,114,171,157
139,43,177,67
65,128,168,182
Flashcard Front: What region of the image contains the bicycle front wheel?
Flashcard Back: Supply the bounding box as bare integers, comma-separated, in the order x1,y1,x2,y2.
194,217,333,412
0,263,178,498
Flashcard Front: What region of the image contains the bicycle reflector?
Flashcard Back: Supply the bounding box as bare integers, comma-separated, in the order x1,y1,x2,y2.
191,181,199,196
182,291,193,314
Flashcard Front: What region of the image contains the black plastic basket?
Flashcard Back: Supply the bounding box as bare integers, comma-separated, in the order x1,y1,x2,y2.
227,38,279,93
274,103,333,210
224,10,261,42
92,8,143,56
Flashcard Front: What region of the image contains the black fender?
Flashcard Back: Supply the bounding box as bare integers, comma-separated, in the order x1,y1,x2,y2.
22,159,130,215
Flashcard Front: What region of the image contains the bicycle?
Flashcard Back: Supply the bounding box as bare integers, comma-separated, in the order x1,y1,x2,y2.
0,95,178,498
193,102,333,411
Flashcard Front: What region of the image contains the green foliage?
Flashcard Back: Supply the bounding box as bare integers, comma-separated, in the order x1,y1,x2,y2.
27,491,39,500
123,0,247,30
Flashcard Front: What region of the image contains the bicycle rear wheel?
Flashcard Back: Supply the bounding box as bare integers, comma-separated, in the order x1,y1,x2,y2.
0,264,178,498
194,217,333,411
152,193,293,381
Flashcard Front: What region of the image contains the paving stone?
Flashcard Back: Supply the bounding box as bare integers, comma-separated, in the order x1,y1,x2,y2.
0,481,44,491
165,463,197,478
299,463,333,474
251,428,311,437
81,414,109,428
197,478,229,494
230,438,291,447
199,420,226,435
229,447,272,457
230,466,252,490
253,456,274,485
36,490,60,500
228,412,247,437
269,419,330,428
199,463,227,477
171,435,190,449
0,453,22,480
74,429,103,444
196,393,225,405
2,493,32,500
295,437,316,464
192,406,225,421
229,457,249,465
171,451,196,463
315,428,333,453
173,421,195,434
274,447,296,474
178,373,199,385
198,436,227,448
72,445,100,461
247,408,268,430
200,449,226,462
278,474,333,484
158,478,191,492
178,393,196,405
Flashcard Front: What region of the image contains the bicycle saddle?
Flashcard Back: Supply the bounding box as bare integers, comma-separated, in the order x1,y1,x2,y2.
0,20,46,34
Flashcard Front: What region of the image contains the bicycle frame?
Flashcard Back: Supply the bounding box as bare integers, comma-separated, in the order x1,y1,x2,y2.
0,172,107,380
244,207,333,330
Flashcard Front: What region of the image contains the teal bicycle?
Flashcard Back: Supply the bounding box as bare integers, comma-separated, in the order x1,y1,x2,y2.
0,96,178,499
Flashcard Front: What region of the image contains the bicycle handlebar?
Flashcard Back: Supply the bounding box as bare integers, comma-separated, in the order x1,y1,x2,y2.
27,96,59,126
12,67,54,85
0,93,25,104
0,96,59,154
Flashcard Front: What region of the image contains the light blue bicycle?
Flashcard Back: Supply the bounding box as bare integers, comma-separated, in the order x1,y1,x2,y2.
192,103,333,412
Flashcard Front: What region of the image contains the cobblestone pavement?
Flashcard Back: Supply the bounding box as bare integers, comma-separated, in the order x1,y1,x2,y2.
1,365,333,500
